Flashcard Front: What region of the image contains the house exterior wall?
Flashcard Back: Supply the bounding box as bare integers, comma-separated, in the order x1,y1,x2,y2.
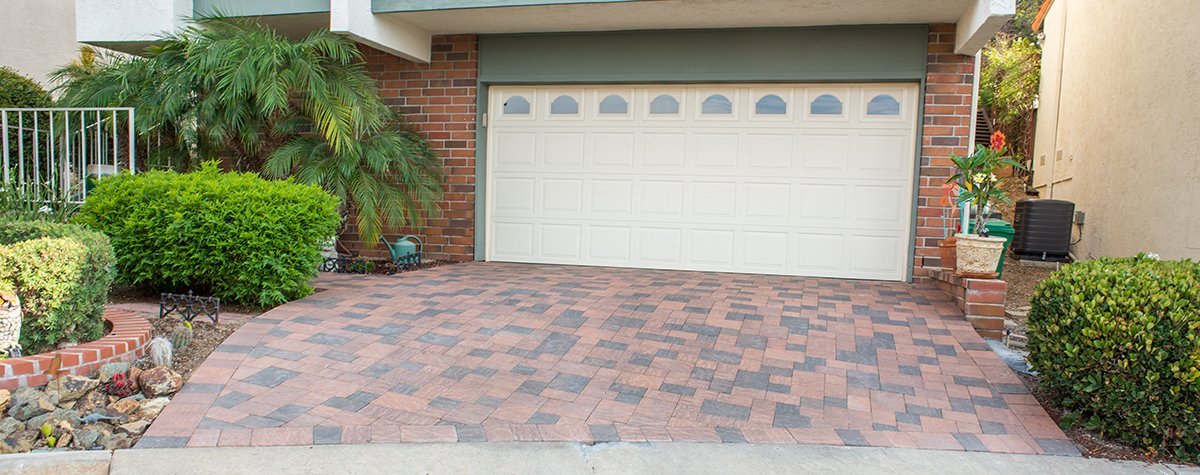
0,0,80,87
349,26,977,281
1031,0,1200,261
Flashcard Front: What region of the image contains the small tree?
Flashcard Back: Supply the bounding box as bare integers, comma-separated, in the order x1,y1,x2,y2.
979,34,1041,177
52,16,442,245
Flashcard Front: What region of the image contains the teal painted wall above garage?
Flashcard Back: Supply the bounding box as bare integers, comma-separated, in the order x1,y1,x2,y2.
194,0,330,16
479,26,929,83
373,0,637,13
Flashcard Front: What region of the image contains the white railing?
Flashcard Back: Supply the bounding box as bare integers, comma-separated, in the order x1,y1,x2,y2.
1,107,136,203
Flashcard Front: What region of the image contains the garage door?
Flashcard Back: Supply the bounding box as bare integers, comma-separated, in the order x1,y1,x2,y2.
485,84,919,281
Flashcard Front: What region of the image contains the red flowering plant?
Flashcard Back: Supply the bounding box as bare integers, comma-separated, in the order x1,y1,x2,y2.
946,131,1023,235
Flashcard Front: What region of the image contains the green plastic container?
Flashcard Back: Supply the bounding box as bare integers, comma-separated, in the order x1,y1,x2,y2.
968,219,1015,276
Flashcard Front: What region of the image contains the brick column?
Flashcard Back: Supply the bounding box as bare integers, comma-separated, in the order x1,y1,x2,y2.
343,35,480,262
914,24,976,279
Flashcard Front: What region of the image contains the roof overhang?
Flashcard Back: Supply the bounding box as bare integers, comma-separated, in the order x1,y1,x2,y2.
76,0,1013,63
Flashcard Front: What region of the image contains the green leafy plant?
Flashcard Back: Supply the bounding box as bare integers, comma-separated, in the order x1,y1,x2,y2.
0,67,52,108
979,34,1041,173
52,15,443,245
0,183,79,223
0,221,114,353
946,131,1023,234
75,163,341,306
1027,255,1200,461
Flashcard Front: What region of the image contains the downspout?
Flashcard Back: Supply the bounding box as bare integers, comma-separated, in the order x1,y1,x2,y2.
1047,0,1068,197
964,49,983,234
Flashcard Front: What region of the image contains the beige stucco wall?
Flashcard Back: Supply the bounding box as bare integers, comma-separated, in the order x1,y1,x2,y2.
1031,0,1200,260
0,0,80,87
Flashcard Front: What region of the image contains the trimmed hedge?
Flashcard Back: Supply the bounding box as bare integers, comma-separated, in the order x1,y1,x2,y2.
0,66,52,108
1028,255,1200,461
76,163,341,307
0,220,115,353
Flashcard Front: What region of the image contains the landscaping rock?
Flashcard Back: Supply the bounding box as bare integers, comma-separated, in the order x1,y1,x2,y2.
3,429,38,452
8,388,58,421
74,428,100,449
99,362,130,383
128,367,143,392
99,432,131,450
136,397,170,420
0,417,24,437
0,389,11,414
116,420,150,435
27,408,79,433
138,367,182,397
106,399,140,418
72,389,108,414
45,375,99,403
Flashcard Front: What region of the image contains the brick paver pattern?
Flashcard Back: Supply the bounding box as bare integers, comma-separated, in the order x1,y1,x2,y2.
140,263,1076,455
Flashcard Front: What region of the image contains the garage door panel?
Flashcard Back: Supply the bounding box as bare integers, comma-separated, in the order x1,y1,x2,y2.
488,84,917,281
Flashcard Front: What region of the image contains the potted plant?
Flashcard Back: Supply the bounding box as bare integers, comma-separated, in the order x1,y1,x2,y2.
947,131,1022,277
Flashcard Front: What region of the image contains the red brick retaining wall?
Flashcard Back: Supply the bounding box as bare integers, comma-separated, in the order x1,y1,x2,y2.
931,269,1007,339
0,308,153,389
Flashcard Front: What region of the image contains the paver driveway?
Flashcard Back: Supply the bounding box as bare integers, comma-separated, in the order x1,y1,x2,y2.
140,263,1075,455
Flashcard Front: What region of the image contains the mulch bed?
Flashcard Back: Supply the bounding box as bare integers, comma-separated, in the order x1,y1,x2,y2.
146,316,244,380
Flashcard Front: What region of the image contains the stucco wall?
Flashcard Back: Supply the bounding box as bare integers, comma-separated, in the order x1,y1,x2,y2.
0,0,80,87
1031,0,1200,260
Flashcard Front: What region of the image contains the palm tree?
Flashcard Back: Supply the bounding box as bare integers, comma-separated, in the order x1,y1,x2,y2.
51,16,443,245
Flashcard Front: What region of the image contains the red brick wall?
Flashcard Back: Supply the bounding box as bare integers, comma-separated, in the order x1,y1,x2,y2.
914,24,976,280
342,35,479,262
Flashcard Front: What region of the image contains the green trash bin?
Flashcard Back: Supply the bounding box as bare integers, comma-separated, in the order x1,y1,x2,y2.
968,219,1015,277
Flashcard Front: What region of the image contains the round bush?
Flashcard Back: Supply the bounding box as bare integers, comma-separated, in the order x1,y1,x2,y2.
1027,255,1200,460
0,67,53,108
0,220,115,353
76,163,341,306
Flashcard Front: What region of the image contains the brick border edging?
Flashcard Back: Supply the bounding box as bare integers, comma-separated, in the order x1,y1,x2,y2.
0,308,153,389
931,269,1007,339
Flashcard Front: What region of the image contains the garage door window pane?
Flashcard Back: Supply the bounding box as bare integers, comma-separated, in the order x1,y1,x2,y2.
867,94,901,115
701,94,733,115
755,95,787,115
810,94,843,115
649,94,680,114
503,95,530,115
599,95,628,114
551,95,579,115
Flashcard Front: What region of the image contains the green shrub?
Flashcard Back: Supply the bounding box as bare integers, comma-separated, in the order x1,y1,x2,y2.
0,67,52,108
76,163,341,306
0,220,115,353
1027,255,1200,461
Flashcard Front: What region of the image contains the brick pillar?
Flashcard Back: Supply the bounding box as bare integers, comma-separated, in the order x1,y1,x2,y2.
343,35,479,262
914,24,976,280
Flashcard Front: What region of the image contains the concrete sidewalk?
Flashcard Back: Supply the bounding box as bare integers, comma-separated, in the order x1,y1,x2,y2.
3,443,1196,475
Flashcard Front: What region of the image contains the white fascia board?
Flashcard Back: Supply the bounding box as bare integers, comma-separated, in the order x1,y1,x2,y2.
76,0,193,44
331,0,432,63
955,0,1016,54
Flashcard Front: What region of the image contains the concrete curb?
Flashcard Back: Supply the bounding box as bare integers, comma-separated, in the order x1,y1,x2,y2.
3,443,1197,474
0,450,110,475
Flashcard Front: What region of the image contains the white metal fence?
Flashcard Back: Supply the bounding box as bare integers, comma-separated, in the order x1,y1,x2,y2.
1,107,136,203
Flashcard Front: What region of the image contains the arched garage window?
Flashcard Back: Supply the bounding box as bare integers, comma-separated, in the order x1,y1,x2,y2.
503,95,530,115
755,94,787,115
866,94,901,116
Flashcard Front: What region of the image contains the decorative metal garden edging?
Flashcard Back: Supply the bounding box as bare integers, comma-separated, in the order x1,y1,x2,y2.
159,291,220,325
319,252,421,274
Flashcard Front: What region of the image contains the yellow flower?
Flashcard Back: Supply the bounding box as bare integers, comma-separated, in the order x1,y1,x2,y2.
989,173,998,183
972,173,987,184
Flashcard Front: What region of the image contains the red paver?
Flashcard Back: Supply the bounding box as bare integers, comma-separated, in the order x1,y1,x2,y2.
137,263,1077,455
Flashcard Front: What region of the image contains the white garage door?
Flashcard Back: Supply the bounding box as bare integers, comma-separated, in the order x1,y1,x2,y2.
485,84,919,281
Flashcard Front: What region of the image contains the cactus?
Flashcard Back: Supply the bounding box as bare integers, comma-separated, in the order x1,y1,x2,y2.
171,321,193,350
148,336,174,368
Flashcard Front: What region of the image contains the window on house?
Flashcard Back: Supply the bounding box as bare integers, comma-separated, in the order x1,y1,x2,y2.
649,94,680,114
701,94,733,115
550,95,579,115
809,94,843,115
866,94,901,115
755,94,787,115
503,95,530,115
598,94,628,114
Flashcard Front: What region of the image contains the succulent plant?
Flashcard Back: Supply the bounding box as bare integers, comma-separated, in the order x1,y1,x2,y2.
171,321,193,350
148,336,174,368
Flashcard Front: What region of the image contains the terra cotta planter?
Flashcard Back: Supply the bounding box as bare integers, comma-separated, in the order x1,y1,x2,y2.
938,235,957,271
955,233,1005,277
